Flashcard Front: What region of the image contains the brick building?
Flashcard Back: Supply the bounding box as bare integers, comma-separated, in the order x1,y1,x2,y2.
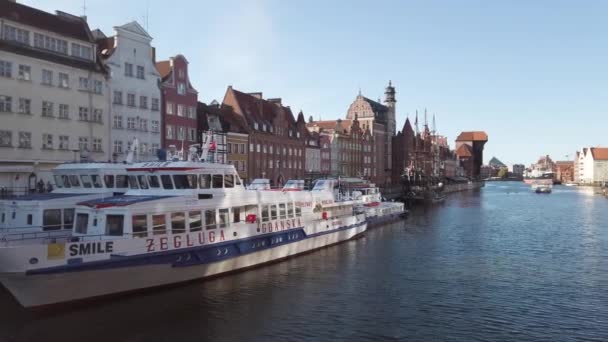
455,131,488,179
555,161,574,184
221,87,305,187
156,55,198,156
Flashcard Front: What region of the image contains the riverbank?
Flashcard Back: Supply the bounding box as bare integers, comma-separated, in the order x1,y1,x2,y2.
443,180,484,194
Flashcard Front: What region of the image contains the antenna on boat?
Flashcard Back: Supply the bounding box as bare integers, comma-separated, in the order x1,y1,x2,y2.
125,137,139,164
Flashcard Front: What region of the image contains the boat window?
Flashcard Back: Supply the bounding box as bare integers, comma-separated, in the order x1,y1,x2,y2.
224,175,234,188
75,213,88,234
106,215,124,236
116,175,128,188
235,175,242,186
296,206,302,217
205,210,216,230
63,209,74,229
219,209,229,228
27,214,33,225
261,206,269,222
152,214,166,235
187,175,198,188
81,175,93,188
43,209,62,231
137,175,149,189
232,207,241,223
1,213,4,223
199,174,211,189
132,215,148,238
161,175,174,189
173,175,189,189
128,175,139,189
91,175,103,188
171,212,186,234
279,203,286,219
69,175,81,187
188,211,202,232
270,205,277,220
104,175,115,188
147,175,160,188
287,203,294,217
54,175,64,188
212,174,223,188
61,175,71,188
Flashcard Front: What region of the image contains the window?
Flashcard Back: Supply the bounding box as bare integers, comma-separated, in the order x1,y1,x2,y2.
171,212,186,234
18,131,31,148
42,69,52,85
63,209,75,230
113,140,123,153
219,209,229,228
287,203,294,217
279,203,287,219
91,175,103,188
93,80,103,94
78,107,89,121
257,144,261,153
161,175,174,189
3,25,30,45
42,133,53,149
79,77,90,90
241,162,246,172
151,98,160,111
43,209,62,231
166,102,174,114
269,160,273,169
34,33,68,54
189,211,202,232
173,175,196,189
71,43,92,60
139,96,147,109
177,83,186,95
225,175,234,188
0,131,12,147
227,143,232,153
147,175,160,188
113,115,123,128
205,210,216,230
212,174,223,188
18,65,31,81
233,207,241,223
132,215,148,238
127,93,135,107
75,213,88,234
271,205,278,220
124,63,133,77
0,60,12,78
166,125,174,139
296,206,302,217
78,136,89,151
177,127,185,140
81,175,92,188
18,98,31,114
240,144,245,154
152,214,166,235
199,174,211,189
136,65,145,79
178,69,185,79
250,144,254,152
68,175,81,187
103,175,115,188
106,215,124,236
92,138,102,152
59,135,69,150
116,175,128,188
263,145,267,154
262,206,269,222
152,120,159,133
113,91,123,104
58,72,69,88
190,128,196,142
58,104,69,119
127,117,136,130
93,109,103,123
177,104,185,117
41,101,53,117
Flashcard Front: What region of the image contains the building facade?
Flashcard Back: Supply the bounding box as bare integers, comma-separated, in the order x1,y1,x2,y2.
97,22,161,161
0,2,109,193
156,55,198,155
222,87,305,186
555,161,574,184
575,147,608,184
455,131,488,179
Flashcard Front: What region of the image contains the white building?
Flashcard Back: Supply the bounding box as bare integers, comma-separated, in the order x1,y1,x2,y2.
575,147,608,184
96,22,161,161
0,2,110,193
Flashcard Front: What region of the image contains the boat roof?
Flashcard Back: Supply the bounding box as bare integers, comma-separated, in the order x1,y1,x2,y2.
127,161,235,173
78,195,175,208
54,162,128,171
2,193,91,202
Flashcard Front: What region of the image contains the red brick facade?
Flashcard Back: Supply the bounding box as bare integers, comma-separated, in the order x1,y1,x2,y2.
156,55,198,154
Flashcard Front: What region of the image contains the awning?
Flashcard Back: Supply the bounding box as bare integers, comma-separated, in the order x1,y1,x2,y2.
0,165,34,173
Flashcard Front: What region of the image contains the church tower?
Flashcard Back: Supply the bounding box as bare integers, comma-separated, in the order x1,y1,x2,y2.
384,80,397,174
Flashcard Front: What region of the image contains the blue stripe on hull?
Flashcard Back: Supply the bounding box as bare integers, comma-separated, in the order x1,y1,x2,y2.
27,222,365,276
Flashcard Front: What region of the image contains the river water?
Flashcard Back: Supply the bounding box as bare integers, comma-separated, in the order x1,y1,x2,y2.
0,182,607,341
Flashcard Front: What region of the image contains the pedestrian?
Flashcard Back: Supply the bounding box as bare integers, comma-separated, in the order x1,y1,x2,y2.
46,181,53,193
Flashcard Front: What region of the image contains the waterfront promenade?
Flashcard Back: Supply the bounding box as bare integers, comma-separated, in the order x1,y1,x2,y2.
0,182,606,341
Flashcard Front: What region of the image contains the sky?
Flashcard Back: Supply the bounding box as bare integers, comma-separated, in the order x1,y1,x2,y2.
25,0,608,166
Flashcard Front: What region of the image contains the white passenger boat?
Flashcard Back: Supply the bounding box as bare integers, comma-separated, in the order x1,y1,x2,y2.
0,148,367,308
0,163,128,244
340,178,408,228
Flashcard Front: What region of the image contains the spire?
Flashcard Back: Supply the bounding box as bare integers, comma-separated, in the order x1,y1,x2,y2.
432,113,436,134
414,110,419,135
424,108,428,128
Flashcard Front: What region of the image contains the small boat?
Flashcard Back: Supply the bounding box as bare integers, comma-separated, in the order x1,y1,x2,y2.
564,183,577,187
533,184,552,194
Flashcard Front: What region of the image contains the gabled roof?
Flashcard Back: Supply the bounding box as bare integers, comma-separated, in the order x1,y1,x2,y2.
115,21,152,39
224,87,297,130
0,1,92,42
155,60,171,79
456,144,474,158
361,96,388,113
456,131,488,142
488,157,506,168
590,147,608,160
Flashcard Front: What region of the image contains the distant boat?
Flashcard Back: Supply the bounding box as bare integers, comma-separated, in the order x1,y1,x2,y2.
533,184,552,194
524,171,554,185
564,183,577,187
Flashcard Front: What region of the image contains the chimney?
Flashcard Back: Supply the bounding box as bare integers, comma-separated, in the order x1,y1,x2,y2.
247,92,263,99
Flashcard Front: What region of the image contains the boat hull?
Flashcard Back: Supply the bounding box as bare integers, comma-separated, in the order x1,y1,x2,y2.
523,178,552,185
0,223,366,308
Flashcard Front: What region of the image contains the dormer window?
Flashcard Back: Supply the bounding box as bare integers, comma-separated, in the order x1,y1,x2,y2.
262,123,266,132
297,132,300,138
254,122,259,130
177,83,186,95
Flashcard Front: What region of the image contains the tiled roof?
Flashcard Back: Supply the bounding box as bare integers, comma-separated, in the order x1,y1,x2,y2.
155,60,171,79
0,1,92,42
456,144,473,158
306,120,353,133
0,40,103,72
456,131,488,142
361,96,388,113
590,147,608,160
97,36,115,58
227,88,297,130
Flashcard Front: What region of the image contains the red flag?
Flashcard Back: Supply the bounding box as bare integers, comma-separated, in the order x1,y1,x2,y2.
209,141,217,151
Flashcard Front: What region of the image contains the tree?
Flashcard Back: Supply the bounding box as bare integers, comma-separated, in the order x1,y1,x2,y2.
497,167,509,179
